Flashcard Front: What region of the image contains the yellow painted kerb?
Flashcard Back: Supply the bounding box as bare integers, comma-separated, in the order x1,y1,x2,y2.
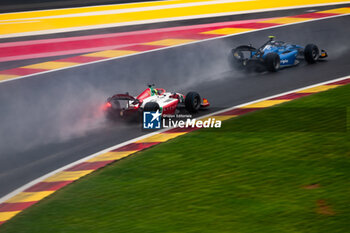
87,151,138,162
320,7,350,14
241,99,290,108
144,39,196,46
5,191,55,203
297,85,340,93
0,211,21,221
136,133,186,143
0,0,348,37
84,50,138,58
201,28,253,35
44,170,94,182
0,74,19,81
259,17,312,24
23,61,78,70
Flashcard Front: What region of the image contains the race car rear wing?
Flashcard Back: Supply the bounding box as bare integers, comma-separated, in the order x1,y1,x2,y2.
108,93,137,102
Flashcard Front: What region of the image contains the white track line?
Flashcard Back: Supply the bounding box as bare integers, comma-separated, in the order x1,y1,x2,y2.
1,74,349,204
1,1,349,38
0,12,349,85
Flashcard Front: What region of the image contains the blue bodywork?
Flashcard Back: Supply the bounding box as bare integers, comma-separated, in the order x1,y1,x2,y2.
231,37,327,72
252,41,304,67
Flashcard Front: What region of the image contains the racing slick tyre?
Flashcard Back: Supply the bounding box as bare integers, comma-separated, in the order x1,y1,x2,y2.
185,92,201,113
111,99,121,110
143,102,160,112
106,99,121,121
304,44,319,64
264,52,280,72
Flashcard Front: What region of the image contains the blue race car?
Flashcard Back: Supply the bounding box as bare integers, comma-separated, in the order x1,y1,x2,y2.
230,36,328,72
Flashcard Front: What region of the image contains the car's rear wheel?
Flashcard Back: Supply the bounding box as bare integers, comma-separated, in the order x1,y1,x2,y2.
304,44,319,64
143,102,160,112
110,99,121,110
264,52,280,72
105,99,121,121
185,92,201,113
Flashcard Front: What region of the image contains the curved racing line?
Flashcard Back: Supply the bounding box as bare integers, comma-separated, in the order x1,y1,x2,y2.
0,3,350,227
1,74,349,226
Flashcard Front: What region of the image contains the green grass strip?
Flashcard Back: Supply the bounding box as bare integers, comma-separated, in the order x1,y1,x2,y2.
2,85,350,233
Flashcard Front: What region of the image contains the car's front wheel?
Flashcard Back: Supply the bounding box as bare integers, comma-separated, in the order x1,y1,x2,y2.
185,92,201,113
304,44,319,64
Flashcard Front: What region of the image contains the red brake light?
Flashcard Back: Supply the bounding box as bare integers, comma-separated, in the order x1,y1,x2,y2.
102,102,112,111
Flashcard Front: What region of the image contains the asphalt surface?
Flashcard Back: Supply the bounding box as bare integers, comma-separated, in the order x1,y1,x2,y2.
0,15,350,198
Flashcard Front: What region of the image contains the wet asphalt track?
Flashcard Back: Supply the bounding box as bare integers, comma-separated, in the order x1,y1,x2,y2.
0,15,350,198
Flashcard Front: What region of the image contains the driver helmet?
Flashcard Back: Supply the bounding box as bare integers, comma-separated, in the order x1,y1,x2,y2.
150,87,158,96
269,36,276,43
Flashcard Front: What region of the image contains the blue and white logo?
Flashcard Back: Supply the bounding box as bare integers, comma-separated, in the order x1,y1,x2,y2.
143,110,161,129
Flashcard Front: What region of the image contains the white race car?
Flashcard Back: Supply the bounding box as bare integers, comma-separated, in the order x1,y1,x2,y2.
103,85,209,120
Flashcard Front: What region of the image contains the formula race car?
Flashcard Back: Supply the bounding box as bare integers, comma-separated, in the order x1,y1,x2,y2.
103,85,209,120
229,36,328,72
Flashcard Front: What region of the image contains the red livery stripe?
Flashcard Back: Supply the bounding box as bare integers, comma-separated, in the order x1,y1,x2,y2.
25,181,73,192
